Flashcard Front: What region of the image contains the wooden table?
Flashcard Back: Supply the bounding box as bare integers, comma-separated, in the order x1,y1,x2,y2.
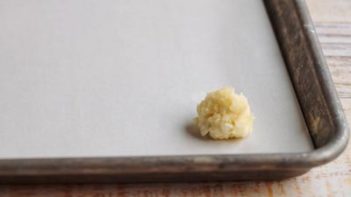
1,0,350,196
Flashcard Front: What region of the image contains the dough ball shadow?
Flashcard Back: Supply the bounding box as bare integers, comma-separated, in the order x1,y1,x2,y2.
184,122,211,141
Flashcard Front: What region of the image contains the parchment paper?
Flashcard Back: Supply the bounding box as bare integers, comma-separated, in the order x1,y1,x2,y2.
0,0,313,158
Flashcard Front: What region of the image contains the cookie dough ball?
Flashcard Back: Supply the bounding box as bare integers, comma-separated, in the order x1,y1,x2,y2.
194,87,254,139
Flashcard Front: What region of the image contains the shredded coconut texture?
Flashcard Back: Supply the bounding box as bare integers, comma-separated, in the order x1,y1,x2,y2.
194,87,254,140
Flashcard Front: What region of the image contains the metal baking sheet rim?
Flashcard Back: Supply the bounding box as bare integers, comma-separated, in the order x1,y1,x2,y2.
0,0,348,183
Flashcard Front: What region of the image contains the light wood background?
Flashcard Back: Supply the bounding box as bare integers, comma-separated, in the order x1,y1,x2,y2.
0,0,350,196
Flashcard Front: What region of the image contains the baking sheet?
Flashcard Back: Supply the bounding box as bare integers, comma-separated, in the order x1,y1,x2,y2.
0,0,313,159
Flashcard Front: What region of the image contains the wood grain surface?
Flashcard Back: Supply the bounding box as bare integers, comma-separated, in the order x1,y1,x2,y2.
0,0,350,196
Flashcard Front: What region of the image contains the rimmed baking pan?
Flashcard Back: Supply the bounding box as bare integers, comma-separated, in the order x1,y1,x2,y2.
0,0,348,183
